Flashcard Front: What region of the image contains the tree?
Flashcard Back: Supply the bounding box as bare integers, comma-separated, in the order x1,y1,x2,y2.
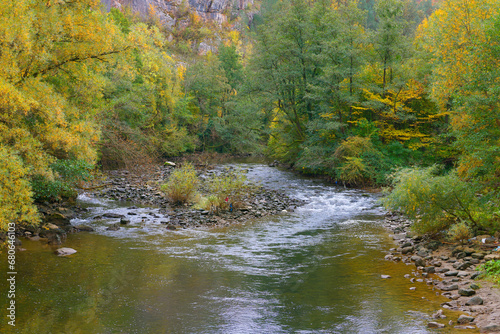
0,0,127,228
416,0,500,109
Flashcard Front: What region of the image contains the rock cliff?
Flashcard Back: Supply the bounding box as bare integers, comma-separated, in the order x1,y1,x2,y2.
101,0,254,25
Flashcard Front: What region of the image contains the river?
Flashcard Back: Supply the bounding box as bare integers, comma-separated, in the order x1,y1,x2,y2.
0,163,473,333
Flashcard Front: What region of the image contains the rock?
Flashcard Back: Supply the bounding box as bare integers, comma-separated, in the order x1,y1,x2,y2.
465,296,483,306
412,256,426,267
55,247,77,256
432,309,446,319
381,275,391,279
424,266,435,273
484,254,500,261
103,213,125,219
164,161,176,166
471,271,484,280
75,225,94,232
106,224,120,231
457,315,475,324
452,246,464,256
454,261,473,270
470,283,480,290
437,268,450,273
56,207,76,219
46,212,71,226
481,324,500,332
120,218,130,225
392,233,406,240
426,240,442,251
441,284,459,291
401,246,414,254
444,271,459,277
463,247,475,256
471,253,485,259
417,249,429,257
458,289,476,297
428,322,445,328
166,225,177,230
46,223,61,230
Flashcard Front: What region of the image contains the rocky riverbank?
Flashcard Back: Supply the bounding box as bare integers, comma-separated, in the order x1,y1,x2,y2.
2,162,307,248
383,212,500,333
90,164,306,229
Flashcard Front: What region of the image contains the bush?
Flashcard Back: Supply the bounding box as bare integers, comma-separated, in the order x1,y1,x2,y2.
478,260,500,284
51,159,93,187
382,166,480,234
203,168,257,213
30,176,77,203
338,157,369,186
448,222,473,244
333,136,386,186
30,159,93,203
161,162,199,205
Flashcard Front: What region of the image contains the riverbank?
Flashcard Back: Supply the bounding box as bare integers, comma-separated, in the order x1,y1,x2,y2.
384,212,500,333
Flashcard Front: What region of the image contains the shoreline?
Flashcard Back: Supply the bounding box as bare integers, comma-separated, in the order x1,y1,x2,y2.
383,212,500,333
2,161,307,247
4,158,499,332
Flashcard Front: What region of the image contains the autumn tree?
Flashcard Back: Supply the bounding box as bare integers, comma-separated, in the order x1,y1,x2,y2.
0,0,127,228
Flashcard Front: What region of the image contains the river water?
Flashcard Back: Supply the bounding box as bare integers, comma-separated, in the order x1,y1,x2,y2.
1,163,473,333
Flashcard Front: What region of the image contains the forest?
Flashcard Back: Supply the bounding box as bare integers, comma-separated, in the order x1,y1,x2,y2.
1,0,499,239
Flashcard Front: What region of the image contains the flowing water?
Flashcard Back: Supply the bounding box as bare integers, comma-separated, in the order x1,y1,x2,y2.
1,163,475,334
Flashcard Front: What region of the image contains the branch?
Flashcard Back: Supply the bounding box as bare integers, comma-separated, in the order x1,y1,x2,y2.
16,46,131,85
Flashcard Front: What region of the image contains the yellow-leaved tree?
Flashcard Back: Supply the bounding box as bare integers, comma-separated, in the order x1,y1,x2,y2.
0,0,128,229
416,0,500,109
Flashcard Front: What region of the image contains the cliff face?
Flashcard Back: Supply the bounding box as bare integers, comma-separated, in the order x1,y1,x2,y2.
102,0,253,25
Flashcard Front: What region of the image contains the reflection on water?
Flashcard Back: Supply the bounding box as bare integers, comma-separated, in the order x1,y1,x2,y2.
0,163,477,333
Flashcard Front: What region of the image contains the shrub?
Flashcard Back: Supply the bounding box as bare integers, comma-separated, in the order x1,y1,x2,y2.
448,222,473,244
382,166,480,234
203,168,257,212
51,159,93,187
338,157,369,186
30,159,92,203
161,162,199,205
30,176,77,203
333,136,386,186
478,260,500,284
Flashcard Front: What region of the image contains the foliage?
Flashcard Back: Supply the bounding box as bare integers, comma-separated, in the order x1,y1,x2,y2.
51,159,93,187
30,175,77,203
382,166,480,234
447,222,473,244
29,158,92,203
0,145,40,230
333,136,387,186
248,0,445,184
478,260,500,284
160,163,199,205
203,168,257,212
